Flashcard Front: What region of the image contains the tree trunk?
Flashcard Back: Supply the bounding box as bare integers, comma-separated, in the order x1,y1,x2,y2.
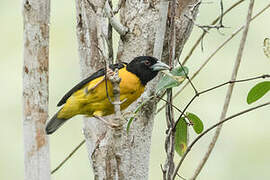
75,0,199,179
22,0,51,180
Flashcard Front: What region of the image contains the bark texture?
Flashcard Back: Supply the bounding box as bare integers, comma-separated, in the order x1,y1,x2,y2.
22,0,51,180
75,0,199,179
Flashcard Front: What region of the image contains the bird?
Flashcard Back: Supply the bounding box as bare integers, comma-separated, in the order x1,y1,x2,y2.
45,56,170,134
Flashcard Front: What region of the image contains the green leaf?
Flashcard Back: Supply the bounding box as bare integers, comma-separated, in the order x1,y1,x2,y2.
247,81,270,104
156,66,188,94
126,97,152,133
187,112,204,134
175,118,188,156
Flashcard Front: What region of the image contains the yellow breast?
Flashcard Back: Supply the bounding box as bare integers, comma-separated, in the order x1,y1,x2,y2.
57,67,145,119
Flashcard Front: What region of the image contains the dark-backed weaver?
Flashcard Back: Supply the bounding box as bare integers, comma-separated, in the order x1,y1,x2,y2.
46,56,169,134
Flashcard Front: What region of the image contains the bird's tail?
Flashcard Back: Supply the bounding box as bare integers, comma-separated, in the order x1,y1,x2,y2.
46,110,68,135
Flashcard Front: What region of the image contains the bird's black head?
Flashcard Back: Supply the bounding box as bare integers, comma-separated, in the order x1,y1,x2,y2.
126,56,170,85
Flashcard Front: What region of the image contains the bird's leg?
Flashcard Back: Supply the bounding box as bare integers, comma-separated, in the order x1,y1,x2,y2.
106,68,114,77
122,111,136,121
93,115,121,128
84,68,115,95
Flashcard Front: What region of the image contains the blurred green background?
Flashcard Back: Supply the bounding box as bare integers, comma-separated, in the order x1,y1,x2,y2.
1,0,269,179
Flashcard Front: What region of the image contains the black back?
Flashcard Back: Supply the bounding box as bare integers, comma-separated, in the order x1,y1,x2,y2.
57,63,126,107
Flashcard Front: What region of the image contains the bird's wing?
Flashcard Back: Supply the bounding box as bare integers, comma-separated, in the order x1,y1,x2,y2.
57,62,127,107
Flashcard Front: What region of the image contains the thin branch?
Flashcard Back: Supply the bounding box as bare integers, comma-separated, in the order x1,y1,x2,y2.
182,0,245,65
172,74,270,130
218,0,225,28
161,164,166,180
189,0,226,51
96,42,123,126
172,101,270,179
157,96,190,121
177,173,187,180
94,43,115,104
173,95,197,130
113,0,124,14
184,14,227,34
51,140,86,174
156,3,270,114
176,5,200,97
108,68,122,120
184,0,226,37
177,58,198,94
104,14,114,64
104,0,128,36
188,0,201,15
164,0,177,178
199,74,270,95
94,114,120,127
191,1,255,179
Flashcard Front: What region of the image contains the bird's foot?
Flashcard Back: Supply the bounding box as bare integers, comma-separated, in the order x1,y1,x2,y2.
122,111,136,121
106,68,115,78
93,115,122,128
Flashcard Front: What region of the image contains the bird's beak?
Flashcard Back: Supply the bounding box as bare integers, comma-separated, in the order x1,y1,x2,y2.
150,61,170,71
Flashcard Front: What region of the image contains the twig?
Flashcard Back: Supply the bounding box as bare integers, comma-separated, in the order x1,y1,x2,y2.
94,115,119,127
164,0,177,178
177,173,187,180
190,0,202,13
190,1,255,179
156,3,270,114
113,0,124,14
172,101,270,179
51,140,86,174
173,95,197,131
177,57,198,94
172,74,270,130
184,15,226,34
108,68,122,119
157,96,190,121
184,0,226,36
218,0,225,28
104,0,128,36
96,44,123,125
182,0,245,65
199,74,270,94
94,43,114,104
161,164,166,179
94,43,123,124
103,19,114,64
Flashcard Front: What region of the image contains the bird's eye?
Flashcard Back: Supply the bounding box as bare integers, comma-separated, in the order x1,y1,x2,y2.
144,60,151,66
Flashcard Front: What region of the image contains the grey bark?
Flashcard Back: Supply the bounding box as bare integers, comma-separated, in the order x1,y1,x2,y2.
22,0,51,180
75,0,199,179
